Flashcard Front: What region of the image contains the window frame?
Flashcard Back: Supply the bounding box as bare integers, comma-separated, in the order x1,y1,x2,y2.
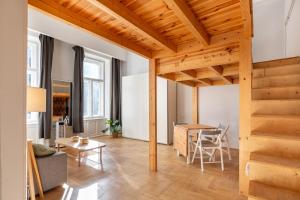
27,35,41,124
83,56,106,120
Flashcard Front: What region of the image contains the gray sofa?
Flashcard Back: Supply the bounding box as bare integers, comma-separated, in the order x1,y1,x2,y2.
34,152,67,194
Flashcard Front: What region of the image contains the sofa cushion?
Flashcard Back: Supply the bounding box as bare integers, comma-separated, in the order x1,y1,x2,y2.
32,144,56,157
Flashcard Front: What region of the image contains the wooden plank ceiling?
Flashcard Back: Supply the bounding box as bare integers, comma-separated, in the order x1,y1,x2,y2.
28,0,252,87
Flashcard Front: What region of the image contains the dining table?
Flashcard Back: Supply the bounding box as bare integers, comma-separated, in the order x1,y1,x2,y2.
173,124,216,164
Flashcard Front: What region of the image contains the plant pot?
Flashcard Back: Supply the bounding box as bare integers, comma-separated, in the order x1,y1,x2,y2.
112,132,118,138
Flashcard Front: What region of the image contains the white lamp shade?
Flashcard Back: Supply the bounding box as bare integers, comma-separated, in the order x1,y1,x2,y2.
27,87,46,112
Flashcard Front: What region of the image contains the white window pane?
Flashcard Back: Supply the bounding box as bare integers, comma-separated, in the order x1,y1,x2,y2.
27,71,37,87
27,45,33,68
83,60,104,79
99,82,104,116
92,81,101,116
27,42,37,69
84,79,91,117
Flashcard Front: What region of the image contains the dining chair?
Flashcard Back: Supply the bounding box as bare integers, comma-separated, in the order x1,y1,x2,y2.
219,124,231,160
205,124,232,161
191,129,224,172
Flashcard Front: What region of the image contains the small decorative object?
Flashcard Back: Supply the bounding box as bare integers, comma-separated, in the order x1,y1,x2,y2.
71,136,80,142
104,119,122,138
64,116,70,126
80,137,89,145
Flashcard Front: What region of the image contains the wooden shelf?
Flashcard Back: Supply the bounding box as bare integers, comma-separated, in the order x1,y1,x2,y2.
249,181,300,200
250,152,300,169
251,131,300,141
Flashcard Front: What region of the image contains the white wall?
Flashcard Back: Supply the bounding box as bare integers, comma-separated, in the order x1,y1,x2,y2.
122,52,149,76
0,0,27,199
176,84,192,124
252,0,285,62
199,85,240,149
285,0,300,57
28,7,127,61
122,74,175,144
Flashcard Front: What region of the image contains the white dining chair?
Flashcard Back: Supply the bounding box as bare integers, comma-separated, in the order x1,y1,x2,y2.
191,129,224,172
219,124,231,160
205,124,232,161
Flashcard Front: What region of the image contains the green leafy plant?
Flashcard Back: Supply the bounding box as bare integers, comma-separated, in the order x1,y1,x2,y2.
104,119,121,137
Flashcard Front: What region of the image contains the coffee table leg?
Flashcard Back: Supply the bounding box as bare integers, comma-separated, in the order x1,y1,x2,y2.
99,148,103,164
78,151,81,167
57,144,60,152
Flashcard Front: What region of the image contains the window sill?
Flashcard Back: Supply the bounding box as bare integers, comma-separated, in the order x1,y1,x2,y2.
27,121,38,125
84,117,106,121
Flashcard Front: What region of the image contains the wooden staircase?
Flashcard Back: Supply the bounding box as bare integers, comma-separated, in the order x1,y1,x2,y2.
248,57,300,200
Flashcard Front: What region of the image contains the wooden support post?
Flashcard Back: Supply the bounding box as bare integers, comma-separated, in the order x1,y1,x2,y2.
239,36,252,196
149,59,157,172
192,87,199,124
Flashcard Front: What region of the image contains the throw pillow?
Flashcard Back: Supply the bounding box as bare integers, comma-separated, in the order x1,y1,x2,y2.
32,144,56,157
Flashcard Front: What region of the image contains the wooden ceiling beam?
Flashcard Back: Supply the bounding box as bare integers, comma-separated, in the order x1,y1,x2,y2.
157,48,240,74
209,66,223,75
197,78,239,87
178,80,196,87
88,0,177,52
159,73,176,81
197,79,212,86
164,0,210,45
179,70,211,86
180,70,197,78
153,30,241,59
28,0,152,58
208,66,233,84
240,0,253,38
174,63,239,82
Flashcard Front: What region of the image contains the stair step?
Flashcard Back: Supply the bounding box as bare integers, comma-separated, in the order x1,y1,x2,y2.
251,114,300,134
252,85,300,100
253,57,300,69
253,64,300,78
249,181,300,200
252,99,300,115
250,131,300,159
250,152,300,169
249,155,300,192
253,74,300,89
251,131,300,141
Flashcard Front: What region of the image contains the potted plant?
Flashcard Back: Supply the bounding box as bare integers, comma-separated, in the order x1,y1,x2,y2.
105,119,121,138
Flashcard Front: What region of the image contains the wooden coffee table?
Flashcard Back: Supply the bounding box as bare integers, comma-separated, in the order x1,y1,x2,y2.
55,138,106,167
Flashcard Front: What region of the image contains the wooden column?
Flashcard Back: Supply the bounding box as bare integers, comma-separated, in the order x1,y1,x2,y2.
192,87,199,124
149,59,157,172
239,36,252,195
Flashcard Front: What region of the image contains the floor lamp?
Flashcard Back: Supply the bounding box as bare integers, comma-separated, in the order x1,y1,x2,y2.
27,87,46,200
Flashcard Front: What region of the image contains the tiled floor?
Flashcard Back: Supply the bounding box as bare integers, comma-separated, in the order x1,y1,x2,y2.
38,136,245,200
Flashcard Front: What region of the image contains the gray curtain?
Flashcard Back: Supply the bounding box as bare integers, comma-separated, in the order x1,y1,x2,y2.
39,34,54,139
72,46,84,133
111,58,122,124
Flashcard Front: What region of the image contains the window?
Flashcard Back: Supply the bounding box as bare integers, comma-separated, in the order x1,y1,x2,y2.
83,57,105,119
27,36,40,123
